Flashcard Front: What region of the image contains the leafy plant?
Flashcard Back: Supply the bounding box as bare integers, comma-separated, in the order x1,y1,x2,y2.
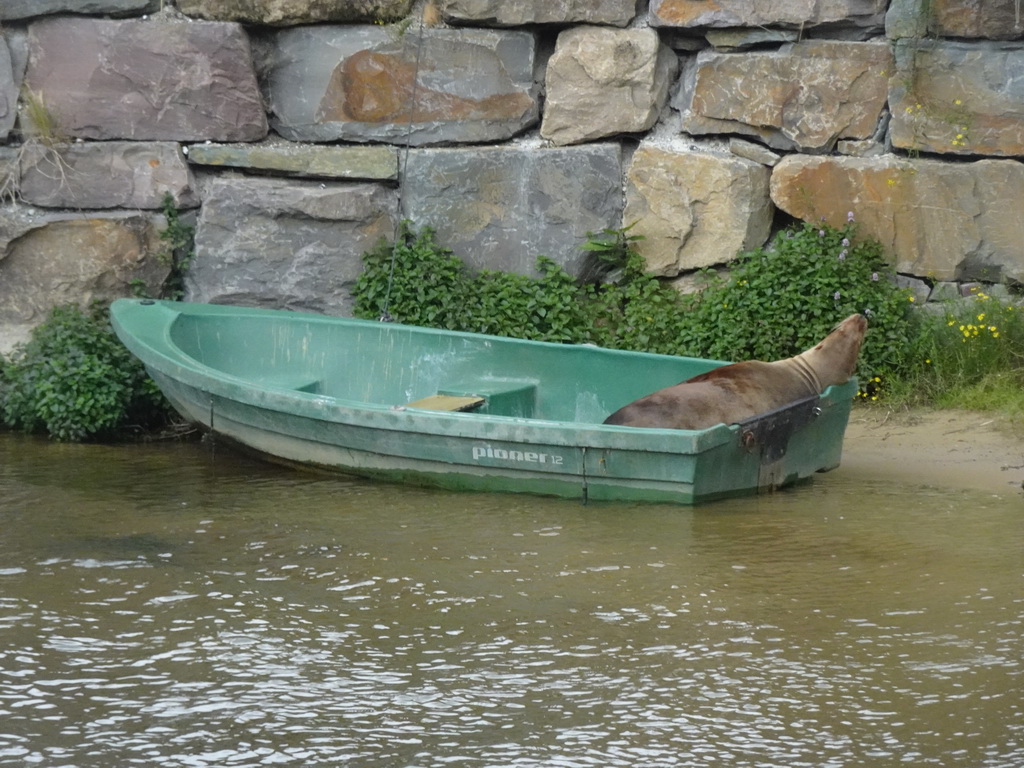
1,86,72,204
462,257,599,343
155,192,195,300
0,303,172,441
354,223,467,327
579,222,645,277
354,223,601,343
356,219,917,392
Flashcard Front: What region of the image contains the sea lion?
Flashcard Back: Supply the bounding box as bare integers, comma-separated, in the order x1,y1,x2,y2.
603,313,867,431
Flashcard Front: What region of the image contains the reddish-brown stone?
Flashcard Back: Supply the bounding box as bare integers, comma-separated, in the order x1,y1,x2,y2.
650,0,719,26
318,50,534,124
770,154,1024,283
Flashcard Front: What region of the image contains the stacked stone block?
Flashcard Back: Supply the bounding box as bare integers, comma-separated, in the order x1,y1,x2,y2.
1,0,1023,351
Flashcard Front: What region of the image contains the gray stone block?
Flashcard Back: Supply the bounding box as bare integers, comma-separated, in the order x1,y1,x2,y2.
890,39,1024,157
20,142,199,210
0,0,159,20
0,208,167,329
402,144,623,278
25,17,267,141
651,0,885,33
440,0,638,27
675,41,892,153
186,142,399,181
186,176,398,315
541,26,678,146
179,0,413,25
0,36,16,142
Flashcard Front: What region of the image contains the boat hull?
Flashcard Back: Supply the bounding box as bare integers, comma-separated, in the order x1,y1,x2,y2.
111,299,857,504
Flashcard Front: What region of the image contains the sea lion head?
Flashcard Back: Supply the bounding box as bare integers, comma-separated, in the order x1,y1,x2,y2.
798,313,868,387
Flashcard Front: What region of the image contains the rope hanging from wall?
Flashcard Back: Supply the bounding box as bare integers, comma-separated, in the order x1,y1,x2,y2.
379,4,430,323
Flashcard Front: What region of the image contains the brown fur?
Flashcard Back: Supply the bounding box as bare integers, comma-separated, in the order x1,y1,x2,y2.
603,313,867,430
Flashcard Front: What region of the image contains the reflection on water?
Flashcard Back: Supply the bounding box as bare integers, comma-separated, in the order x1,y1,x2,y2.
0,432,1021,767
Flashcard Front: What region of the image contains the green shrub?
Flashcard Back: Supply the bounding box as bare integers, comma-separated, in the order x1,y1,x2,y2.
358,220,1024,406
460,257,598,342
354,223,468,328
0,303,171,441
585,250,687,354
354,223,602,343
353,220,912,386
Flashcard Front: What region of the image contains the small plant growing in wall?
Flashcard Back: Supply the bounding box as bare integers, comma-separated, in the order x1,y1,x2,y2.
894,2,975,155
155,192,196,300
0,86,73,203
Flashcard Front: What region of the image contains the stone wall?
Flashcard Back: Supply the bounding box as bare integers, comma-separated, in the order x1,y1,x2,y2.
1,0,1023,352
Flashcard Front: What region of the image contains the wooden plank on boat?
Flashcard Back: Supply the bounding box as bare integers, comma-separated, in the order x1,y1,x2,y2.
405,394,485,412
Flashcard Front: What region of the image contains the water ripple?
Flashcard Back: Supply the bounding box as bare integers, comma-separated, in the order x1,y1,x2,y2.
1,433,1022,767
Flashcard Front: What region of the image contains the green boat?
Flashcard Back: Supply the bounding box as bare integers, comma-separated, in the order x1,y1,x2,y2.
110,298,857,504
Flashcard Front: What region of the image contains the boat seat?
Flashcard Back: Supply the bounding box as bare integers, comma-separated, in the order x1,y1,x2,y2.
405,394,486,412
438,380,537,418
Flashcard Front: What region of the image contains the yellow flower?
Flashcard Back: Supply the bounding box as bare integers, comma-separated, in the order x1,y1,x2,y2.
908,296,916,302
925,359,931,364
977,313,985,322
954,99,962,106
993,332,1000,338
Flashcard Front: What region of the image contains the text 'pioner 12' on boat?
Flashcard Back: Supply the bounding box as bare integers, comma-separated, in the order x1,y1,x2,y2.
111,299,865,504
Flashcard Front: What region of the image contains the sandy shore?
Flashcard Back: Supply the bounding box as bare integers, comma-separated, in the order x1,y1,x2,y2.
838,407,1024,496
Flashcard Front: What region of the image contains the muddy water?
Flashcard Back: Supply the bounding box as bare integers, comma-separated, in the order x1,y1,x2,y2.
0,431,1021,767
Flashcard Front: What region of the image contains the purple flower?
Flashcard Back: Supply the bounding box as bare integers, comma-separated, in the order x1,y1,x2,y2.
871,272,879,281
864,308,874,317
833,291,841,301
847,211,855,222
841,238,850,247
818,229,826,237
838,250,847,261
